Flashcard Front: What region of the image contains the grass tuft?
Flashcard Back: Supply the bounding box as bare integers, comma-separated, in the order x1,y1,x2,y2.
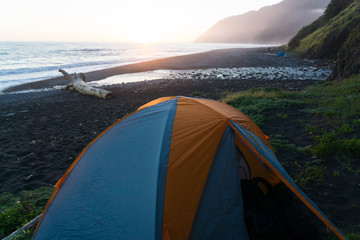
0,187,53,239
311,129,360,158
294,163,327,189
223,87,302,127
190,91,203,97
304,75,360,120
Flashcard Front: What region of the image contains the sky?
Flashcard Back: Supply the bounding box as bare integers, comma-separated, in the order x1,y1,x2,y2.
0,0,283,43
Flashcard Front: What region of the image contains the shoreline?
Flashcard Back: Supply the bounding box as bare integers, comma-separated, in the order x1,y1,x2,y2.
4,48,269,93
3,46,327,94
0,47,330,194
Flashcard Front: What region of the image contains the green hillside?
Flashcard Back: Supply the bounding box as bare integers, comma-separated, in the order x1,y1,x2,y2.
288,0,354,50
288,0,360,79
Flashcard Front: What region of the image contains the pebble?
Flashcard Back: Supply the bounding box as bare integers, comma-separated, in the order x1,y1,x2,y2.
24,174,33,180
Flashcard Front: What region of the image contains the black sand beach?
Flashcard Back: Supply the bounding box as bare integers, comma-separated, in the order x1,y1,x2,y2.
1,48,324,194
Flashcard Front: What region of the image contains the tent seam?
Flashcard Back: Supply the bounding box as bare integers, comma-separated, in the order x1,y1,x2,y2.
155,97,178,240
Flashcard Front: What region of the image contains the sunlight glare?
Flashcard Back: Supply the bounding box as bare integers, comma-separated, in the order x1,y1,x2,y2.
0,0,284,43
130,29,161,44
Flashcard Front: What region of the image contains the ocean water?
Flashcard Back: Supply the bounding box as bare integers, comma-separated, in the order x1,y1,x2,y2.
0,42,270,92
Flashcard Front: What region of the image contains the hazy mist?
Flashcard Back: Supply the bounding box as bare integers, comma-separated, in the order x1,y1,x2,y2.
196,0,330,44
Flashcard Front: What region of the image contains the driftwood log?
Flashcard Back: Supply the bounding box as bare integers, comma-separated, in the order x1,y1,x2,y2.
58,69,113,99
2,214,41,240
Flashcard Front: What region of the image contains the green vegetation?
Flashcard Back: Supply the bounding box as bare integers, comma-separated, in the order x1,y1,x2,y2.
224,75,360,161
190,91,203,97
222,87,301,127
333,170,341,177
304,75,360,120
297,1,360,57
288,0,355,50
345,232,360,240
288,0,360,79
224,75,360,159
5,230,34,240
294,163,327,189
269,136,309,155
335,22,360,78
305,125,319,134
354,119,360,126
310,129,360,158
276,113,288,120
0,187,53,239
289,0,360,58
302,76,360,161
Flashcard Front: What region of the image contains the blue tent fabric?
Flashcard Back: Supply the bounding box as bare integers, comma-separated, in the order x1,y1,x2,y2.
33,99,178,240
277,51,285,57
190,126,249,240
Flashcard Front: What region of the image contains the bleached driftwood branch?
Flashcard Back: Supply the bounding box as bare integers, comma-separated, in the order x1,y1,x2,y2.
2,214,42,240
58,69,113,99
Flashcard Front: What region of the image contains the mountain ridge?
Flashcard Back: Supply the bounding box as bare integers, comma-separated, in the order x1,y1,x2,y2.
195,0,330,44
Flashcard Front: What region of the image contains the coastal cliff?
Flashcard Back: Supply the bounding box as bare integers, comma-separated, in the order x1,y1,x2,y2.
288,0,360,79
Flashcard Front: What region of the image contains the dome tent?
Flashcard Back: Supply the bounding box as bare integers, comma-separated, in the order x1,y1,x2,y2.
33,96,347,240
